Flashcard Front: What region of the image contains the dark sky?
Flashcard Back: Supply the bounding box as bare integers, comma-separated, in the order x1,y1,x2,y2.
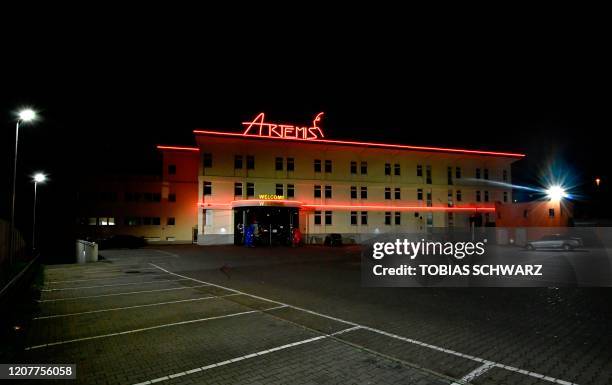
1,18,610,256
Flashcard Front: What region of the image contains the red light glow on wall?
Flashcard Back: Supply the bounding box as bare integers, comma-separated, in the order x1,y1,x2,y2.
242,112,325,140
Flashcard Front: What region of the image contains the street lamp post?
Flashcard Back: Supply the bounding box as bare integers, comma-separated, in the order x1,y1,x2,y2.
9,109,37,265
32,173,47,251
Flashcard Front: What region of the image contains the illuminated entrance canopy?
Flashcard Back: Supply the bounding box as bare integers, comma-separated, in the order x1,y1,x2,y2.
242,112,325,140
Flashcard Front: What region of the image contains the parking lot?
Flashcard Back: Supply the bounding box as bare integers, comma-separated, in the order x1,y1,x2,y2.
19,245,612,384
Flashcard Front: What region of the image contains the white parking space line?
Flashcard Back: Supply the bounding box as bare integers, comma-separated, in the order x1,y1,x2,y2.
451,362,495,385
131,326,362,385
25,305,287,350
47,273,173,284
150,263,578,385
42,278,190,291
38,284,211,302
33,294,243,320
45,267,158,273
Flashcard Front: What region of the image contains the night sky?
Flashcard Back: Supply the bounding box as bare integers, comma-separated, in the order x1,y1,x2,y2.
1,26,610,257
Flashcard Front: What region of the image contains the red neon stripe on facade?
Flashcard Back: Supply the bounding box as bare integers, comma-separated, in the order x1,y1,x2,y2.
156,145,200,152
192,130,525,158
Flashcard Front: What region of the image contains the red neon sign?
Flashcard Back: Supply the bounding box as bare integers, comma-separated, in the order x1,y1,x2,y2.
242,112,325,140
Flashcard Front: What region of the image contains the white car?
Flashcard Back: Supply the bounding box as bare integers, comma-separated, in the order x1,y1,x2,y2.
526,234,583,251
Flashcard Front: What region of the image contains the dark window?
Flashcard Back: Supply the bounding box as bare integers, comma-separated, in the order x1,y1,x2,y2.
350,211,358,225
168,164,176,175
350,161,357,174
447,167,453,185
484,168,489,180
132,192,142,202
314,185,321,198
476,168,481,179
275,157,283,171
203,153,212,168
314,159,322,173
246,155,255,170
167,217,175,226
152,217,160,226
456,190,462,202
360,161,368,175
503,169,508,182
426,166,432,184
276,184,284,196
203,182,212,195
417,189,423,200
385,163,391,176
360,186,368,199
394,164,400,176
385,212,391,225
350,186,357,199
476,190,481,202
385,187,391,200
549,208,555,218
395,211,401,225
143,217,152,225
153,193,161,202
503,191,508,202
234,182,243,196
394,188,401,200
484,191,489,202
287,184,295,198
523,209,528,218
325,160,332,173
324,185,332,198
455,167,461,179
325,211,332,225
426,191,432,205
361,211,368,225
144,192,152,202
247,182,254,197
234,155,243,169
168,193,176,202
417,165,423,177
314,211,322,225
287,157,294,171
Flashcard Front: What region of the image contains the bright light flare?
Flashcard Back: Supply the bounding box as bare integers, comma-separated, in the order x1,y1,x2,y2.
546,185,567,201
33,173,47,183
18,109,36,122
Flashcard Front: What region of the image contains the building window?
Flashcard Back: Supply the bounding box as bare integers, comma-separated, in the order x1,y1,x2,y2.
153,193,161,202
275,157,284,171
350,186,357,199
448,190,453,206
476,168,481,179
247,182,254,197
287,184,295,198
168,164,176,175
456,190,462,202
447,167,453,185
455,167,461,179
524,209,528,218
426,166,432,184
168,193,176,202
503,191,508,202
395,212,401,225
484,191,489,202
361,211,368,225
314,211,322,225
144,192,153,202
476,190,481,202
203,181,212,195
394,164,400,176
360,161,368,175
360,186,368,199
350,211,357,225
314,185,321,198
167,217,175,226
325,211,332,225
549,208,555,218
350,161,357,174
394,188,401,200
234,155,243,169
417,188,423,200
426,191,432,206
325,160,332,173
385,163,391,176
276,184,284,196
484,168,489,180
234,182,243,197
124,217,140,226
324,185,332,198
287,157,295,171
385,212,391,225
417,164,423,177
314,159,322,173
385,187,391,200
108,217,115,226
503,169,508,182
246,155,255,170
89,217,98,226
203,153,212,168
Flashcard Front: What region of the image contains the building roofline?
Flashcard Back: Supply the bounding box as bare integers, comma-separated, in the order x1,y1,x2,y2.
192,130,526,159
156,145,200,152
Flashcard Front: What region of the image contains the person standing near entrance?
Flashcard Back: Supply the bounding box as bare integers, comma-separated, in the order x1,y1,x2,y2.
291,227,302,247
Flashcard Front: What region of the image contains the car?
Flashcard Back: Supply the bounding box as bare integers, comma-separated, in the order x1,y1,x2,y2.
324,233,343,247
98,234,147,249
526,234,583,251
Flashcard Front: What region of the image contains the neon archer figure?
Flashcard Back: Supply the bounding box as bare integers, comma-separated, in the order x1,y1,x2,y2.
242,112,325,140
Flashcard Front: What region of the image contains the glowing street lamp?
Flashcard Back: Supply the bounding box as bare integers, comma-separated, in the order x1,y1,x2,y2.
9,108,38,263
32,173,47,251
546,185,567,201
595,177,601,187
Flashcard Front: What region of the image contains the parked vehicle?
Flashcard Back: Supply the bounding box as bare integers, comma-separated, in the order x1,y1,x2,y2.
526,234,583,251
324,233,343,247
98,235,146,249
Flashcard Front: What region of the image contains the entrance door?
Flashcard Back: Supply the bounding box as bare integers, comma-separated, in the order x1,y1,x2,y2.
233,207,299,246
